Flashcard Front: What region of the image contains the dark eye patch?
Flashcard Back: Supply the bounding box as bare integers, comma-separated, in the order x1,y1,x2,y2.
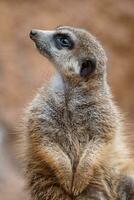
53,33,74,50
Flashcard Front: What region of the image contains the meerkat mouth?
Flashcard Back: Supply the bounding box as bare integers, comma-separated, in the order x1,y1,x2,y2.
30,30,51,58
35,41,51,58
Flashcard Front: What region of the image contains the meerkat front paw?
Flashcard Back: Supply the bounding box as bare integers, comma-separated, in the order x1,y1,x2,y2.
61,175,72,193
72,166,94,196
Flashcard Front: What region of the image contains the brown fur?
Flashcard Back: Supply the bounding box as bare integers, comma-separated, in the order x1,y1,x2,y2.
17,26,134,199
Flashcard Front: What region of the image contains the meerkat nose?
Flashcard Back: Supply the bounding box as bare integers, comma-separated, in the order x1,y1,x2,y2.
29,29,38,39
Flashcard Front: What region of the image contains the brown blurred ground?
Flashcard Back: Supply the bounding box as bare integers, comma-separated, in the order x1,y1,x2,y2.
0,0,134,199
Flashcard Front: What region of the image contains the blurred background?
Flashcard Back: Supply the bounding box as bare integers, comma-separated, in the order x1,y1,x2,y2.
0,0,134,199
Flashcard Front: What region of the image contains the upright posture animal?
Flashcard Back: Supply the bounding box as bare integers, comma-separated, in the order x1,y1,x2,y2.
19,26,134,200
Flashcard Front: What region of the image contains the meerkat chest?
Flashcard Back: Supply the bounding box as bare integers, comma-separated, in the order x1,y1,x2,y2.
41,96,92,163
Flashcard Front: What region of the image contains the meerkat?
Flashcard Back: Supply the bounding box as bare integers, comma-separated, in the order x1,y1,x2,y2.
18,26,134,200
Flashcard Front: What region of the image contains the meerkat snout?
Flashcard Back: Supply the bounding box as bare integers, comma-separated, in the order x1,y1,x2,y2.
30,26,107,79
30,29,38,38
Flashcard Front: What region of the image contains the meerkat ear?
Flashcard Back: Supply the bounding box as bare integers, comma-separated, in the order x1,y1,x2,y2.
80,58,96,77
117,176,134,200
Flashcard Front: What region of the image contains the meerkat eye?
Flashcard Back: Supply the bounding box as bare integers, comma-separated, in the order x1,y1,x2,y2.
54,33,74,49
80,58,96,77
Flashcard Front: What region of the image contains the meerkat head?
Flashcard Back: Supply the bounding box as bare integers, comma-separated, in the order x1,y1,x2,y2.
30,26,107,81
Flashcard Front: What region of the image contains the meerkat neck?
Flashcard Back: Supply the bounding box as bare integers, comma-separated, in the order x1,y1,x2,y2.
48,71,111,107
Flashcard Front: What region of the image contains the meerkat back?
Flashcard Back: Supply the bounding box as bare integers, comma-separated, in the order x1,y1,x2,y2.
18,26,134,200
